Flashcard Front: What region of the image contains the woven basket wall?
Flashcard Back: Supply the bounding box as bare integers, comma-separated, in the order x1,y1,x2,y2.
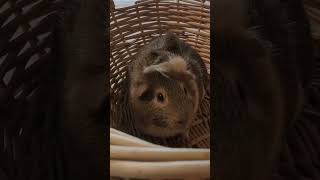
0,0,62,179
304,0,320,57
110,0,210,148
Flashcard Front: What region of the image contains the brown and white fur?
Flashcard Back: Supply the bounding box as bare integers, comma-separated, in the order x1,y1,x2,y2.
128,32,208,138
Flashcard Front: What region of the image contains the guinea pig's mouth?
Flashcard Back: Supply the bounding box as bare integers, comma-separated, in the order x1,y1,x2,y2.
135,117,189,138
151,117,169,128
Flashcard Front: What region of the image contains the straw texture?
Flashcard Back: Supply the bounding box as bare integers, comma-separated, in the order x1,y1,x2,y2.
110,0,210,148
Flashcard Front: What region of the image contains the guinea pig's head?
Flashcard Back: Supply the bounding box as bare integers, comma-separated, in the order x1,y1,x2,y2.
129,53,199,138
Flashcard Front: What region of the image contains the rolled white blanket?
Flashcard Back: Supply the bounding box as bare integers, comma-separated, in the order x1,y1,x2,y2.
110,128,211,179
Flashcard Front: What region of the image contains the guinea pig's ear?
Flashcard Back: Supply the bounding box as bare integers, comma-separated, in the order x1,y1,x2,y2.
179,70,196,82
149,50,171,65
130,82,148,98
149,50,160,59
130,82,154,101
149,50,165,65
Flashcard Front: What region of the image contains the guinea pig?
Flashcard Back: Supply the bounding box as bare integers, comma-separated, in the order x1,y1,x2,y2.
128,32,208,138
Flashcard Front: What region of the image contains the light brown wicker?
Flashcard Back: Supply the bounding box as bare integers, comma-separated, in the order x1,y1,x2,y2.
110,0,210,147
110,0,210,179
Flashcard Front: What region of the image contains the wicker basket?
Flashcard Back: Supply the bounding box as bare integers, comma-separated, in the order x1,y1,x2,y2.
304,0,320,56
0,1,62,179
0,0,108,179
110,0,210,179
110,0,210,147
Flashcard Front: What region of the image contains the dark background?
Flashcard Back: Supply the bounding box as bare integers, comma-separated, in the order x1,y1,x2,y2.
0,0,319,180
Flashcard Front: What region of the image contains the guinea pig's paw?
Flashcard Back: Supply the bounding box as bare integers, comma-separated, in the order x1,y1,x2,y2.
182,131,190,140
175,132,191,146
178,137,190,147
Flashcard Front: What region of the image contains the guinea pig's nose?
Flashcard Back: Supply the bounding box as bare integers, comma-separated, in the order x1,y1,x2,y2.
177,120,184,125
176,119,187,128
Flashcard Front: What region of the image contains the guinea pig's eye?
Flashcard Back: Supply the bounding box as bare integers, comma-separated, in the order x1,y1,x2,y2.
183,87,188,95
157,93,165,102
180,84,187,95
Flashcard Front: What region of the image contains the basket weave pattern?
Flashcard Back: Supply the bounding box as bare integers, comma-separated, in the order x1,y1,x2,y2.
110,0,210,148
0,0,61,179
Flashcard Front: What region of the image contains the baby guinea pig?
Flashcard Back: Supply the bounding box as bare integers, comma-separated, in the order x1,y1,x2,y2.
128,32,208,138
